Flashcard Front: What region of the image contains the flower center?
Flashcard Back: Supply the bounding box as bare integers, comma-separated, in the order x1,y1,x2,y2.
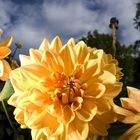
52,72,87,111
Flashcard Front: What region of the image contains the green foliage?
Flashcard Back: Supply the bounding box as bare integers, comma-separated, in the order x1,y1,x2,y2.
134,0,140,31
0,80,14,101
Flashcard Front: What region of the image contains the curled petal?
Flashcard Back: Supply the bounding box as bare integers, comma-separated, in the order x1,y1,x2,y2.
85,83,106,99
61,105,75,124
76,99,97,121
119,124,140,140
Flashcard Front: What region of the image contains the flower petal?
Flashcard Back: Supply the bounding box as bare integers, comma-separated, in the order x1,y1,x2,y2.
0,36,13,47
31,129,46,140
0,47,11,59
67,38,75,47
28,111,63,136
67,117,89,140
105,82,122,98
74,41,89,64
76,99,97,121
127,86,140,102
41,50,63,72
84,83,106,98
0,60,11,81
121,98,140,113
119,124,140,140
29,48,42,63
50,36,62,52
39,38,50,51
29,88,50,106
61,105,75,124
19,54,31,66
98,70,116,84
59,45,76,75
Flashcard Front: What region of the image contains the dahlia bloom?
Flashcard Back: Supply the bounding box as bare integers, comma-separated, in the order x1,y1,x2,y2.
118,87,140,140
8,36,122,140
0,37,12,81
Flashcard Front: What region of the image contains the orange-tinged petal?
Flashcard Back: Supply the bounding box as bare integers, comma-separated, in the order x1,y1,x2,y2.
61,105,75,124
80,60,99,82
105,82,122,98
113,104,135,116
94,98,111,114
127,86,140,101
27,111,63,135
0,60,11,81
59,45,76,75
89,115,109,136
121,98,140,113
0,60,4,77
29,88,50,106
104,63,116,75
74,41,89,64
84,83,106,98
76,99,97,121
0,36,13,47
67,117,89,140
20,64,49,83
98,70,116,84
0,47,11,59
41,50,63,72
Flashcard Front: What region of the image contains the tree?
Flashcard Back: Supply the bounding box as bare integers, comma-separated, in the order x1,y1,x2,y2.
134,0,140,31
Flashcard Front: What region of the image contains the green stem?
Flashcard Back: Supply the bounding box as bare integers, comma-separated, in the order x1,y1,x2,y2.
1,100,16,132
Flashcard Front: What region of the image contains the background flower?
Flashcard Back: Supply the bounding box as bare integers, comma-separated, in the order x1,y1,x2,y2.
118,87,140,140
8,36,122,140
0,37,13,81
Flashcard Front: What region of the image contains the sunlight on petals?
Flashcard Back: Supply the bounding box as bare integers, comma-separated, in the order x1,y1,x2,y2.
8,36,123,140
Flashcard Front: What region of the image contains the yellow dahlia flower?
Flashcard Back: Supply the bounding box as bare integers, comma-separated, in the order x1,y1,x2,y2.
0,37,12,81
8,36,122,140
118,87,140,140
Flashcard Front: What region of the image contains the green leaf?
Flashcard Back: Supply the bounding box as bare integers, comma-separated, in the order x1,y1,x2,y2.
0,80,14,101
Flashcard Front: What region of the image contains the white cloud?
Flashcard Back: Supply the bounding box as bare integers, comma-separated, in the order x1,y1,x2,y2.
0,0,139,53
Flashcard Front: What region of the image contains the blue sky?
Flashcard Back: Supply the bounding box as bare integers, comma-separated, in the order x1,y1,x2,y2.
0,0,139,54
